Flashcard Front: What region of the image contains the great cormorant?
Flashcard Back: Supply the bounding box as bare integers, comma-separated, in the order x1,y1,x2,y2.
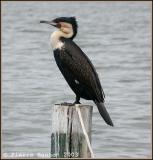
40,17,113,126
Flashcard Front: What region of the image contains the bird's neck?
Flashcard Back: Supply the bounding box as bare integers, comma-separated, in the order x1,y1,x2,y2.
50,30,73,50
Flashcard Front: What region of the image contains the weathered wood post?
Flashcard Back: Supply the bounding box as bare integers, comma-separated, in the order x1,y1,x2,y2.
51,103,93,158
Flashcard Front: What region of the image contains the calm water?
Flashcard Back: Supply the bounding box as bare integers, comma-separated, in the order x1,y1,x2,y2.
2,2,152,158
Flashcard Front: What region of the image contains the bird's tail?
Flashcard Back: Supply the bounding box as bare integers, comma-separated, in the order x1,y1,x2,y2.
94,101,114,126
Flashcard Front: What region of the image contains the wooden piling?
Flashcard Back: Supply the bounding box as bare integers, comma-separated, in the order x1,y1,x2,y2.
51,103,93,158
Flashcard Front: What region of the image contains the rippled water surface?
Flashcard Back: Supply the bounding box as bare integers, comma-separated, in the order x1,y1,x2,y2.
2,1,152,158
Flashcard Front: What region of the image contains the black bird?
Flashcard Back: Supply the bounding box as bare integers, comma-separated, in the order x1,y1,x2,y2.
40,17,113,126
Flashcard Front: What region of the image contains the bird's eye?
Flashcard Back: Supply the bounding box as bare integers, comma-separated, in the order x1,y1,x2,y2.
57,23,61,28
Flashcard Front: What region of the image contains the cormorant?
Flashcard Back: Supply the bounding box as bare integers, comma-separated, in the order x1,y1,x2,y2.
40,17,113,126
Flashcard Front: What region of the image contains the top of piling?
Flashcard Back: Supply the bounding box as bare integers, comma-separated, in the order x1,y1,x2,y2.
54,103,93,109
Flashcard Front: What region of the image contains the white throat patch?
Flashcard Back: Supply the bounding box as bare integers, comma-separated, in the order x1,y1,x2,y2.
50,31,64,50
50,23,73,50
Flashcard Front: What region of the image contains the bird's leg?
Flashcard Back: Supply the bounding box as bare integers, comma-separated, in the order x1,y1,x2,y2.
73,95,81,104
61,96,81,106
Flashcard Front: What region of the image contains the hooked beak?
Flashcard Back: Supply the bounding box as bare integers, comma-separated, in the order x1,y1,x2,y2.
40,20,58,27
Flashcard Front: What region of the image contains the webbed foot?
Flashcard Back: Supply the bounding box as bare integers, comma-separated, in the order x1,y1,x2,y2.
60,102,74,106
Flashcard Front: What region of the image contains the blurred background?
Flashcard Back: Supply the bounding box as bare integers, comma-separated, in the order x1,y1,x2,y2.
2,1,152,158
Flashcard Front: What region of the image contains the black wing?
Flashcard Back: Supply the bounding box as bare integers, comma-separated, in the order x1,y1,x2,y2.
60,38,105,102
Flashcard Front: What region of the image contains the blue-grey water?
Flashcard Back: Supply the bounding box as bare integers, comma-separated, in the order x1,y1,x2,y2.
2,1,152,158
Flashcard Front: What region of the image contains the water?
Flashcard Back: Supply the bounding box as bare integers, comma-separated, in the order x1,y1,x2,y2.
2,1,152,158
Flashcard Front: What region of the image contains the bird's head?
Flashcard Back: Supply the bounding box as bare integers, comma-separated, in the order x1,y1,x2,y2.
40,17,78,39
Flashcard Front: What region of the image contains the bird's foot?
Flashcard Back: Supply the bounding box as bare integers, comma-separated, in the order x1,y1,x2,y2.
60,101,81,106
60,102,74,106
72,101,81,105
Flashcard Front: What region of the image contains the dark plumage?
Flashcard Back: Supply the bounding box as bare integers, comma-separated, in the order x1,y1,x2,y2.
40,17,114,126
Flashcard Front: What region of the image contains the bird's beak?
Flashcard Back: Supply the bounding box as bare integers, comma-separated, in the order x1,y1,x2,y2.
40,20,58,27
